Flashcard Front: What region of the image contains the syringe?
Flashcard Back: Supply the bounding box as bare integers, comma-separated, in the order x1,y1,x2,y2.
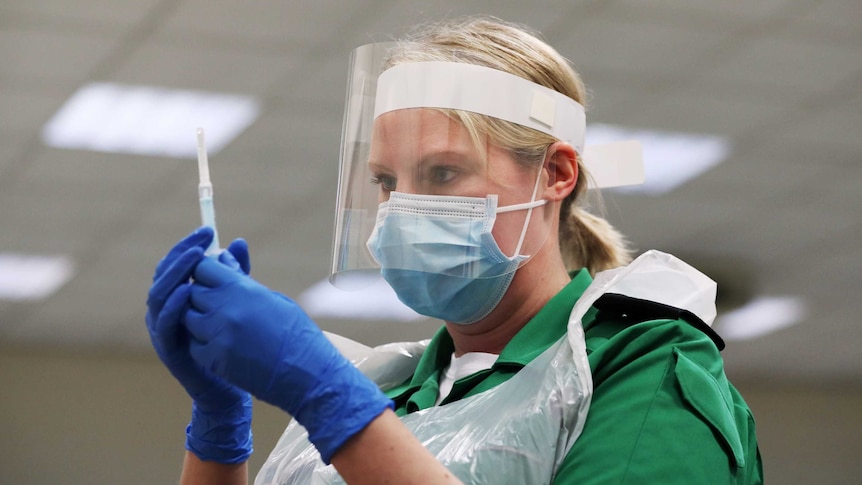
196,128,221,255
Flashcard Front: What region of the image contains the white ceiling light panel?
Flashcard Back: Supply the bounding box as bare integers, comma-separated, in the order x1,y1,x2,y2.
586,123,731,195
0,253,75,301
42,82,260,159
716,296,807,340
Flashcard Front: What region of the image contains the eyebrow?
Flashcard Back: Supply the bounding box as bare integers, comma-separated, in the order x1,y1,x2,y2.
368,149,480,171
367,161,389,172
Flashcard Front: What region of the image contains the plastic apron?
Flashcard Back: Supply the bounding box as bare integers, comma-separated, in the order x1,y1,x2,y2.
255,250,717,485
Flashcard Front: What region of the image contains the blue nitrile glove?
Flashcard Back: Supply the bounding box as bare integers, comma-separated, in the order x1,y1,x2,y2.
145,227,254,464
183,257,394,464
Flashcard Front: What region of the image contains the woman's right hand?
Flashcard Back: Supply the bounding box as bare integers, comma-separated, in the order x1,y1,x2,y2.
145,227,254,464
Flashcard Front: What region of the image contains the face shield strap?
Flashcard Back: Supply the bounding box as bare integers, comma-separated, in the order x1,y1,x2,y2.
374,61,645,190
375,61,586,151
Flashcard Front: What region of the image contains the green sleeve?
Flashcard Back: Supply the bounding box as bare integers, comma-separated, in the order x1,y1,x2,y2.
553,317,763,484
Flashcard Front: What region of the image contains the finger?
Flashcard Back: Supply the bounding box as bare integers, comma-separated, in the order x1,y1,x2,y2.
226,238,251,275
184,305,218,346
217,247,241,272
153,227,214,281
192,255,241,288
153,283,192,355
147,247,204,313
188,336,219,378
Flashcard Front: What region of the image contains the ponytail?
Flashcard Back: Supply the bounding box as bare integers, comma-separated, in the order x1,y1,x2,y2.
559,168,632,275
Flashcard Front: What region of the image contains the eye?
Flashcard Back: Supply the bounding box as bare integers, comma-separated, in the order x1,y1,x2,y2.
429,166,458,185
370,174,397,192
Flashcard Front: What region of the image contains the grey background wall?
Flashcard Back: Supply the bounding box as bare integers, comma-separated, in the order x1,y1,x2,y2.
1,346,860,484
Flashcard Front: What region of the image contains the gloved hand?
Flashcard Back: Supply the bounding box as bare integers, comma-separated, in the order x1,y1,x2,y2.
145,227,254,464
184,257,394,464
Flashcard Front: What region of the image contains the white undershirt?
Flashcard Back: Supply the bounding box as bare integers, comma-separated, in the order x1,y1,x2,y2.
435,351,499,405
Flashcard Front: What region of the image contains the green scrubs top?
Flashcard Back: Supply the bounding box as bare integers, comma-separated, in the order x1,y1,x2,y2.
386,269,763,484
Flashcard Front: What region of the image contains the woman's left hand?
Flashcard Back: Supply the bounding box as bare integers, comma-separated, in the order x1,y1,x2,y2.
145,227,254,464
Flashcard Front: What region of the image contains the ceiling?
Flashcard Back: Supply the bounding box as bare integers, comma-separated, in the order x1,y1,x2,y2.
1,0,860,388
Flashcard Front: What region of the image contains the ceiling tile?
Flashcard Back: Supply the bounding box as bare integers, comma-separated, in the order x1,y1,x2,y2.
356,0,596,39
271,56,352,114
0,27,116,84
0,89,67,139
580,81,649,124
0,136,26,174
4,268,147,347
770,97,862,151
0,148,185,254
108,38,300,95
160,0,370,46
1,0,163,28
236,206,336,296
553,14,728,85
616,83,794,138
699,34,861,97
17,147,186,198
782,0,862,43
608,0,808,25
804,244,862,297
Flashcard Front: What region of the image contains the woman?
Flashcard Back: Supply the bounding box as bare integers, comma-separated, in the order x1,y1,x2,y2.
146,16,762,485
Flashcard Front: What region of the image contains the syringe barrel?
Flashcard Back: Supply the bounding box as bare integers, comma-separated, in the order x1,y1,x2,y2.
199,194,221,255
195,128,220,256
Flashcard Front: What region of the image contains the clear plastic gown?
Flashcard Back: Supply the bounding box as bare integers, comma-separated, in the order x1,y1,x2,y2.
256,323,591,485
255,250,716,485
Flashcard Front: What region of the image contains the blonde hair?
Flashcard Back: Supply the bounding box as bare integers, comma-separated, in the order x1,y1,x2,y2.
388,16,632,274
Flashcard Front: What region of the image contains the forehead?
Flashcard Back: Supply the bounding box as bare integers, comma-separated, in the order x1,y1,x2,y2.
369,108,477,161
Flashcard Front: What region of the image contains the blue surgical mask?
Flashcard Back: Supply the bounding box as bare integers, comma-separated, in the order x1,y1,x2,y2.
366,191,547,324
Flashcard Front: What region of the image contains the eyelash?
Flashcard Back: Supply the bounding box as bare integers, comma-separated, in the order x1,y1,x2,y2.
431,166,457,183
369,166,459,191
370,175,396,191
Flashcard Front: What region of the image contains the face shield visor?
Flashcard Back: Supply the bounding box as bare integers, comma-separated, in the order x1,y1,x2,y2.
330,43,643,297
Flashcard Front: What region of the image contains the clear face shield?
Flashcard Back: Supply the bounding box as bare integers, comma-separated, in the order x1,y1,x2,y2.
330,43,643,323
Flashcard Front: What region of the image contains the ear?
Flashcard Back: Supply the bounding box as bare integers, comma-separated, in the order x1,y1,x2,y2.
542,142,578,202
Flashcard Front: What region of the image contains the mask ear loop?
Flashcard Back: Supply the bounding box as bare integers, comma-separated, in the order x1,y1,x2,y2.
497,151,549,259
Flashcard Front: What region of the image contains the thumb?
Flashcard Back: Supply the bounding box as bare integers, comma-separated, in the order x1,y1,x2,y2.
192,256,242,288
226,238,251,275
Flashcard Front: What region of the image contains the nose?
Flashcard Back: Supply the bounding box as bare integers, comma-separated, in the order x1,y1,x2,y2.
393,176,419,195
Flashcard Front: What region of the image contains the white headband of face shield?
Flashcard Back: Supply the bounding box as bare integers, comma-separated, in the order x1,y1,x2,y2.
373,61,645,189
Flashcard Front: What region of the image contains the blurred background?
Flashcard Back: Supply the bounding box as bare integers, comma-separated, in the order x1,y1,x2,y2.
1,0,860,483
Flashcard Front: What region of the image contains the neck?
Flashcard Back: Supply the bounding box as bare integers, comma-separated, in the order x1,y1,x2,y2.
445,245,571,356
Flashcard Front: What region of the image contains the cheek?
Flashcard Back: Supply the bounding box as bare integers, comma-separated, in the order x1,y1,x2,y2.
491,212,526,255
492,208,553,256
